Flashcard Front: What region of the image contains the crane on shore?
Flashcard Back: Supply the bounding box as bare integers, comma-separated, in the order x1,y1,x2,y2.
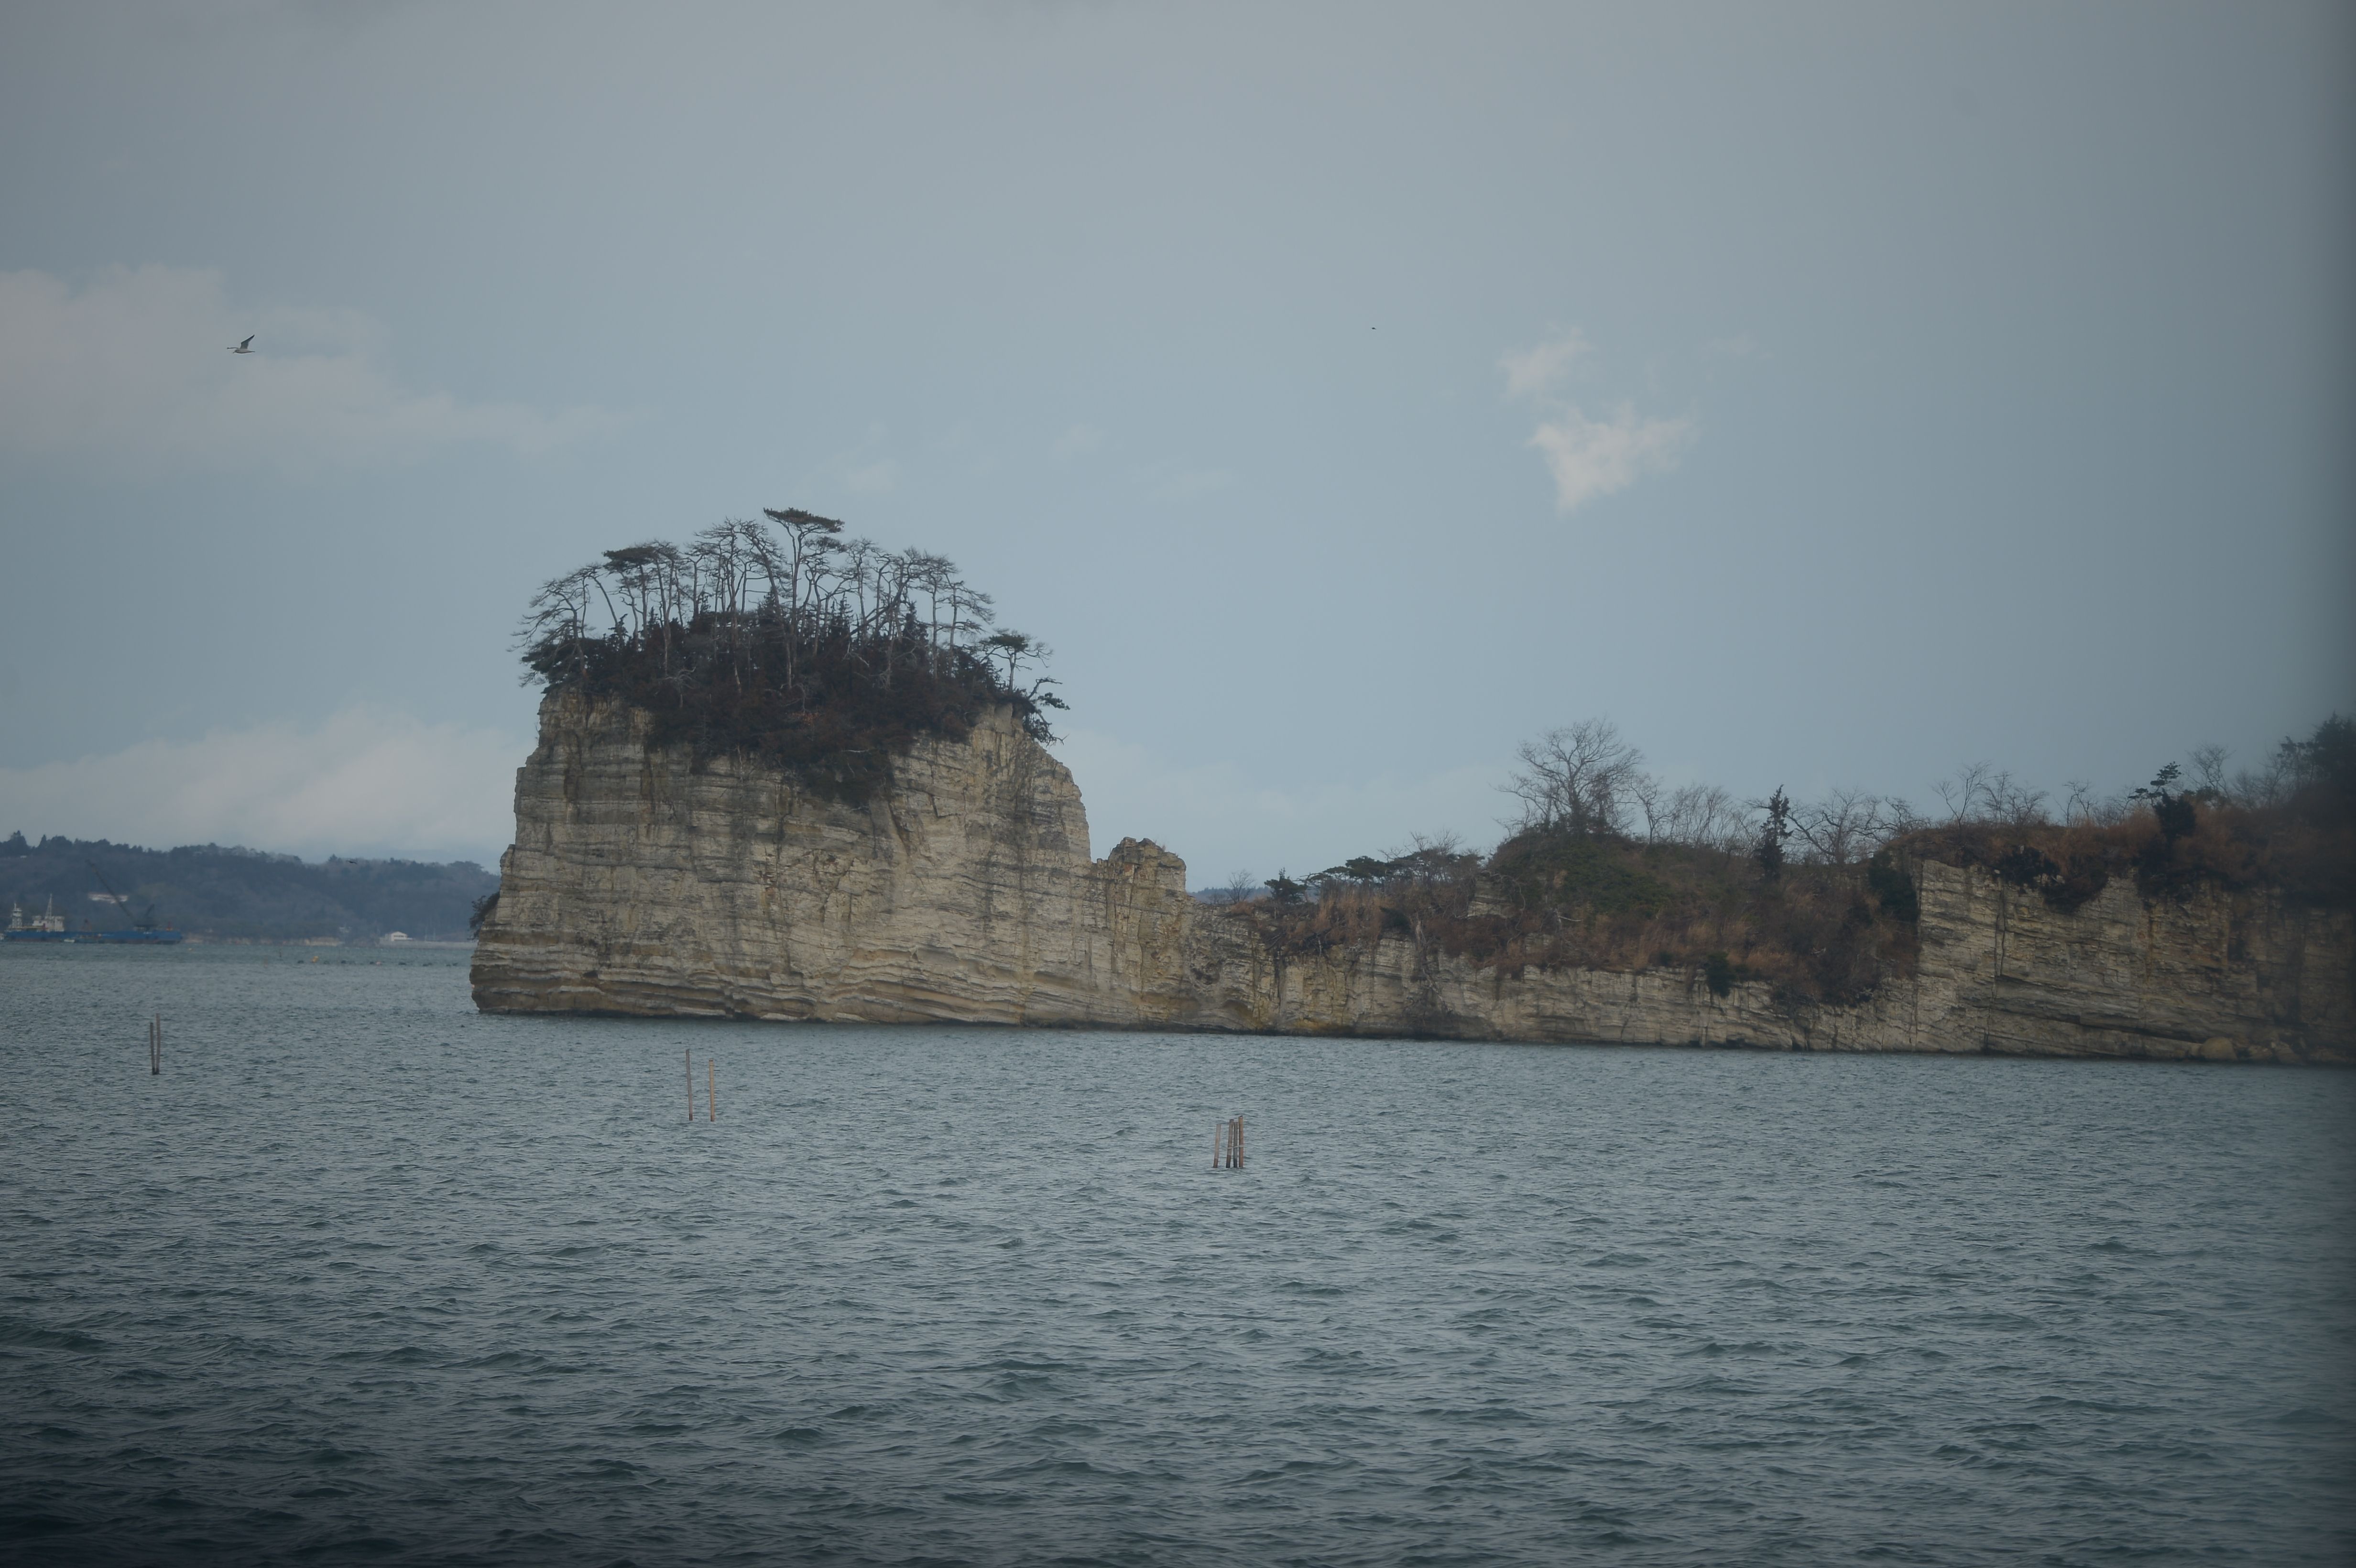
87,860,164,932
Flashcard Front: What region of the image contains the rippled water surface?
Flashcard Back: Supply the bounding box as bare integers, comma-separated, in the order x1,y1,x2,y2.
3,944,2353,1565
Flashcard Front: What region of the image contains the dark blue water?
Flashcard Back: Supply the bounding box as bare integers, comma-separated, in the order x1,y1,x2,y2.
2,945,2352,1566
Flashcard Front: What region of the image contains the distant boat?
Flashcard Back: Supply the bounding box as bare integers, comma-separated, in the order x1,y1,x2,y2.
4,892,185,944
4,897,74,942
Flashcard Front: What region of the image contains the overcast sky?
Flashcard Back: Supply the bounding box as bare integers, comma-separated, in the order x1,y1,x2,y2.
1,0,2350,876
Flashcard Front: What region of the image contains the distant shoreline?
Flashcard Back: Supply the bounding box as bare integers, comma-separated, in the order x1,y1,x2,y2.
175,936,474,949
2,832,497,946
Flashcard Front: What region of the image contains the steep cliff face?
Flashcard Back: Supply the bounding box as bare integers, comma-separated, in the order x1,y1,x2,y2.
473,698,2353,1063
1176,862,2351,1064
471,695,1200,1024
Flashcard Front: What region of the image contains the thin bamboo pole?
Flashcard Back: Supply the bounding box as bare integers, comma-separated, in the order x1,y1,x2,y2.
708,1059,717,1122
1235,1115,1243,1169
687,1048,694,1123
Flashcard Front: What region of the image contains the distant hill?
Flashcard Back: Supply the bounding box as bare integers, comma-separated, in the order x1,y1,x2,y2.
0,832,497,943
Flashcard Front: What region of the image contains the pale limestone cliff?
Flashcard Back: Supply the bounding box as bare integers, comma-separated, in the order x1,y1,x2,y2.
472,697,2353,1063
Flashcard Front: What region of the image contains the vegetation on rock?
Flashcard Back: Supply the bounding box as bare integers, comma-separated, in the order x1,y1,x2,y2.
520,509,1064,802
1898,717,2355,915
1220,715,2353,1007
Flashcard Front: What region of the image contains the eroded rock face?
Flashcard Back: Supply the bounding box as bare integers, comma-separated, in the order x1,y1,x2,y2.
472,697,2353,1063
470,696,1198,1024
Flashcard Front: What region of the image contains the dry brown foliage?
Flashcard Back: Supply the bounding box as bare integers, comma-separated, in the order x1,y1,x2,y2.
1223,746,2349,1009
1230,832,1918,1006
1898,793,2353,914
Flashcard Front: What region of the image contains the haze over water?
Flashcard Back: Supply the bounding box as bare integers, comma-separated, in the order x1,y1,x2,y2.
3,946,2351,1564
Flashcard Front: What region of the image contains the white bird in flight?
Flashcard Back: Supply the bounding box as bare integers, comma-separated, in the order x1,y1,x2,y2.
229,335,254,354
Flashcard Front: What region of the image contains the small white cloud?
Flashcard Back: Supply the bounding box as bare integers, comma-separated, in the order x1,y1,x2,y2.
0,265,611,474
1706,331,1763,359
1497,329,1592,399
0,707,522,863
1527,404,1693,513
1500,328,1692,512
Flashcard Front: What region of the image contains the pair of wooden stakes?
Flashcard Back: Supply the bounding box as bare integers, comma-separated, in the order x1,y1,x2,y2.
1212,1115,1245,1170
686,1049,718,1122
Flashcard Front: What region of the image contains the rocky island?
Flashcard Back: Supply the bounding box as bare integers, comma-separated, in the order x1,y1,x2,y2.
472,512,2354,1064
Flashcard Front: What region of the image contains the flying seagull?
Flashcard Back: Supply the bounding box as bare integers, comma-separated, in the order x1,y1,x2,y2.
229,335,254,354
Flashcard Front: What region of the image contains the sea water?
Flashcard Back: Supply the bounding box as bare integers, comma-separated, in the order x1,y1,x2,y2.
2,944,2351,1565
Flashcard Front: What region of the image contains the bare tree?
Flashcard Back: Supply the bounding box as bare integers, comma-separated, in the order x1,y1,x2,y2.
1385,831,1477,896
945,576,994,653
1933,762,1995,825
1504,719,1646,837
903,550,954,657
1789,787,1909,866
1655,782,1745,852
1627,771,1663,842
837,536,880,630
2228,750,2295,810
1929,761,2051,827
1983,770,2051,827
517,566,597,684
2189,743,2231,798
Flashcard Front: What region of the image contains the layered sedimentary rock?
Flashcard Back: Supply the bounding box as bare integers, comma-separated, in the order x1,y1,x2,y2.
473,697,2354,1063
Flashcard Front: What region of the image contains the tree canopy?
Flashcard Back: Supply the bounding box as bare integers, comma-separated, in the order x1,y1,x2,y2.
519,510,1064,802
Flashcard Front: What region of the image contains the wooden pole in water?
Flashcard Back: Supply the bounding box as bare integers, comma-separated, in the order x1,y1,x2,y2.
687,1048,694,1123
1235,1115,1243,1169
708,1059,717,1122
